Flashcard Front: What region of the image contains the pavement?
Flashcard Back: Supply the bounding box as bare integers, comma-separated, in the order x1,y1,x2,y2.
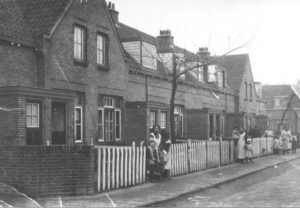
1,152,300,208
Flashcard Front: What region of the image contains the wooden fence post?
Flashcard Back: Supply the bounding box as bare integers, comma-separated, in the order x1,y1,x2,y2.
187,139,191,172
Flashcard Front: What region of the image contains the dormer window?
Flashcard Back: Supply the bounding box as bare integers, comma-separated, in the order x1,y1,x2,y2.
189,62,203,82
208,65,216,82
216,70,225,88
141,42,158,70
274,96,288,108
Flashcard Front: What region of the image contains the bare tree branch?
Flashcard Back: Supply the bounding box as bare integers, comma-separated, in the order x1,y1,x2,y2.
175,37,255,79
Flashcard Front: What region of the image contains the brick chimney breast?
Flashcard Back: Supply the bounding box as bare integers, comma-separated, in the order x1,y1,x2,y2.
157,29,174,53
108,1,119,24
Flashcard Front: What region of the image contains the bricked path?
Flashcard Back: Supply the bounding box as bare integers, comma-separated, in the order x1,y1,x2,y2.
34,153,300,208
156,157,300,207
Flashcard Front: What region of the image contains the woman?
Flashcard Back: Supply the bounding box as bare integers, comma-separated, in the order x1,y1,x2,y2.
281,125,292,154
149,125,162,149
237,128,246,163
159,129,172,179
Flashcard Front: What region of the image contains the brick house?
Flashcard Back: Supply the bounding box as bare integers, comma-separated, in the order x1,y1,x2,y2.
262,83,300,135
0,0,127,145
108,5,237,142
217,54,267,135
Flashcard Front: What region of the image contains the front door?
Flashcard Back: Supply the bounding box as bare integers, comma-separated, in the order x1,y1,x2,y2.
52,102,66,145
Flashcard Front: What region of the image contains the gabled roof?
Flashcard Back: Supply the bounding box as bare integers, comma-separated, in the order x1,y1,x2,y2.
0,0,72,46
17,0,72,38
262,85,295,109
217,54,249,92
117,23,158,45
0,0,35,46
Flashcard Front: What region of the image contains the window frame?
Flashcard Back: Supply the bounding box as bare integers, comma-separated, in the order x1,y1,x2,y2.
244,81,248,101
149,110,157,129
97,33,109,68
160,111,167,129
73,24,87,66
174,106,184,137
115,109,121,141
74,106,83,143
249,83,253,101
26,103,40,128
97,107,104,142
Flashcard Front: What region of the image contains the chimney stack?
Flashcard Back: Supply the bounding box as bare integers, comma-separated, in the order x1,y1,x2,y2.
157,30,174,53
107,1,119,24
197,47,210,61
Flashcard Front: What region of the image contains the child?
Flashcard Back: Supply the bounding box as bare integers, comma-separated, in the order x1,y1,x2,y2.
273,137,280,155
245,138,254,163
146,138,160,182
292,136,297,154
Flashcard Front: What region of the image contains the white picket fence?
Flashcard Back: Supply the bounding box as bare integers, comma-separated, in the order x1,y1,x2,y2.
170,140,235,177
188,141,207,173
94,137,274,192
95,143,146,192
252,137,274,158
170,143,189,176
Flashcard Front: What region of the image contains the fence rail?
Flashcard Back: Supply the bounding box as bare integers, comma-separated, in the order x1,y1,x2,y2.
95,143,146,192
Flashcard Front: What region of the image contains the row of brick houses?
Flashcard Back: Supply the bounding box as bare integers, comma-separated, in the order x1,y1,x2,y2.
262,82,300,135
0,0,267,146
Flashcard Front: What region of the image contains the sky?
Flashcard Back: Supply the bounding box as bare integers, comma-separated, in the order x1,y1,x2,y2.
112,0,300,85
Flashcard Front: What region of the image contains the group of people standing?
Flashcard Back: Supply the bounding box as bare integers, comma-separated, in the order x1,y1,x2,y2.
273,125,298,154
146,125,172,182
232,127,254,163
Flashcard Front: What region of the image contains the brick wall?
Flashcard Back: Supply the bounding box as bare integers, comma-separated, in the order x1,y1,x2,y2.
42,0,127,143
0,41,37,87
0,145,94,197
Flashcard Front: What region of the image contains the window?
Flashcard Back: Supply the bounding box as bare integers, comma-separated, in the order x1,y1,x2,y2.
249,83,253,101
149,111,156,128
274,98,281,107
75,107,83,142
274,96,288,108
98,96,122,142
190,63,203,82
104,97,114,108
97,108,104,141
105,110,114,141
174,106,183,137
74,92,84,142
217,71,224,88
244,82,248,100
141,42,158,70
97,34,107,65
208,65,216,82
115,109,121,140
74,26,86,60
160,112,167,129
26,103,39,128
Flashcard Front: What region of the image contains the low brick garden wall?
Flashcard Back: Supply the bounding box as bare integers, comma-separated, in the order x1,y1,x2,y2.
0,145,94,197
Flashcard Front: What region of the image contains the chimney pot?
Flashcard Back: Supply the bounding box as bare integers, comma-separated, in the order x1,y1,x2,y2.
108,2,119,23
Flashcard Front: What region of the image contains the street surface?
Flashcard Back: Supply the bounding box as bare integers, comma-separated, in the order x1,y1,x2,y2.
155,158,300,207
